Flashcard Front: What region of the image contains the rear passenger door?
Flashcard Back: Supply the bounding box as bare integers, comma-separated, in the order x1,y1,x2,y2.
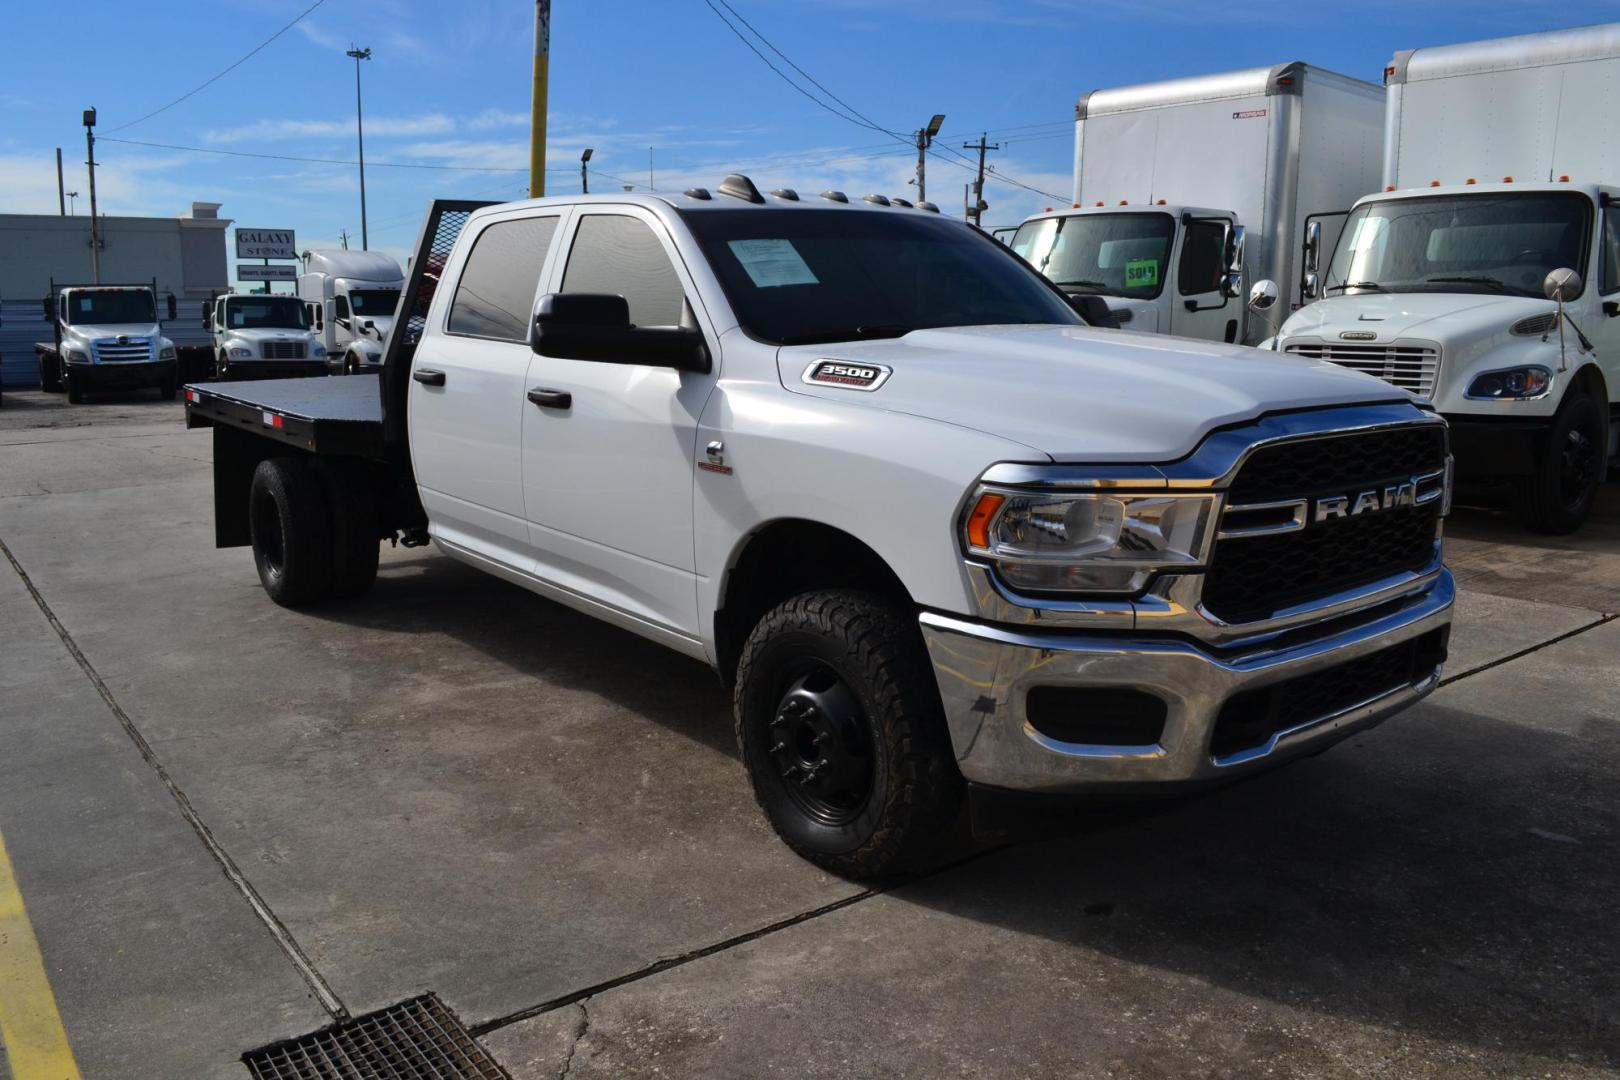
520,207,719,640
409,208,565,568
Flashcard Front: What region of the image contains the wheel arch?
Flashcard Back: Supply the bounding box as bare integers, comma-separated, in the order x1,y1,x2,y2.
713,518,914,686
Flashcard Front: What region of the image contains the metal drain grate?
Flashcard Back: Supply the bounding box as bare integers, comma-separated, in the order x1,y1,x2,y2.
244,994,510,1080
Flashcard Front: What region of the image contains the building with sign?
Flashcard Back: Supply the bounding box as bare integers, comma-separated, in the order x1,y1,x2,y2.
0,201,232,386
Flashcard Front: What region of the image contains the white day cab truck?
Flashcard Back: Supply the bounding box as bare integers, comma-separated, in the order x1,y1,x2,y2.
208,293,329,380
1011,62,1383,344
296,249,404,375
1268,23,1620,533
34,280,179,402
184,181,1455,877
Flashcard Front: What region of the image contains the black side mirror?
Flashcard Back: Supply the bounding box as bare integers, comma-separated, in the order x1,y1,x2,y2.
532,292,710,373
1066,293,1121,329
42,296,53,319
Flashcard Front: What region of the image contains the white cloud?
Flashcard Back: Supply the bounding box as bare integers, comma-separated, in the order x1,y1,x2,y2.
204,114,459,144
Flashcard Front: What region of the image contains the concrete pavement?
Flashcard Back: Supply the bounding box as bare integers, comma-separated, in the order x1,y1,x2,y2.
1,389,1616,1078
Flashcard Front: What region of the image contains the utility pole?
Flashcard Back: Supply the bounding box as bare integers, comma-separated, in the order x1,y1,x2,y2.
56,148,65,215
914,114,945,203
581,148,593,194
529,0,550,198
66,191,78,215
84,108,100,283
962,133,998,227
347,46,372,249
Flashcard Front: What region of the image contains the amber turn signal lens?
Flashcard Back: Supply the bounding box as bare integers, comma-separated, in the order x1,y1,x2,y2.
966,493,1005,550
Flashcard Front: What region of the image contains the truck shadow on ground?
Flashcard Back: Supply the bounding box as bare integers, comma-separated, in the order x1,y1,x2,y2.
897,702,1620,1067
315,552,1617,1064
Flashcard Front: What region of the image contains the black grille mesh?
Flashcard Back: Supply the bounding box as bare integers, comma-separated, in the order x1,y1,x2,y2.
403,209,474,346
1204,425,1446,623
1210,629,1445,759
244,995,509,1080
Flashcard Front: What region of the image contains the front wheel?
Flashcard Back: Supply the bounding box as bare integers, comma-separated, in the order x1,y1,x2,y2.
1517,389,1604,534
65,371,85,404
734,590,962,879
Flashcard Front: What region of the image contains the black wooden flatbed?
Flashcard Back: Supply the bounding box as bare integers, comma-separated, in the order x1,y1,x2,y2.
184,373,386,459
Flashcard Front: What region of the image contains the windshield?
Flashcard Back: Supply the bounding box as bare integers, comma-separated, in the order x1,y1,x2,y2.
1011,212,1174,299
225,296,309,330
683,209,1080,346
1325,193,1591,299
66,290,156,325
349,289,400,316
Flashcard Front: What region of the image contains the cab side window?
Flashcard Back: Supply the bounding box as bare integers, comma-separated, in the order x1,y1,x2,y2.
447,215,559,341
1602,210,1620,294
1178,220,1227,296
561,215,686,327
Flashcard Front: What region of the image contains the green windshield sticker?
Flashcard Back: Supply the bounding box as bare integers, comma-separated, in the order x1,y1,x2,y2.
1125,259,1159,288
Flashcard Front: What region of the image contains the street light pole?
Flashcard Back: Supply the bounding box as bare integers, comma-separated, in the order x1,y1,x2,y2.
914,114,944,203
346,46,372,250
581,148,593,194
84,108,100,283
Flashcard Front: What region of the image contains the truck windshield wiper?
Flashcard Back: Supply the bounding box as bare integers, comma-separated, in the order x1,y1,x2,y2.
1425,275,1512,292
1056,279,1111,291
1324,281,1387,294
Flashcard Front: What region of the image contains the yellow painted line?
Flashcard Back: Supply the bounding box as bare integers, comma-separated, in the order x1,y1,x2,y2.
0,830,81,1080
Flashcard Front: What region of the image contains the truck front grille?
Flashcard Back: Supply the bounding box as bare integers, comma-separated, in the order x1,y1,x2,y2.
92,337,154,362
1202,425,1446,624
261,341,307,359
1286,342,1440,399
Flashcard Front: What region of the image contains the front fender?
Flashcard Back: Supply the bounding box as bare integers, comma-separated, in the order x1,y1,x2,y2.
692,378,1046,662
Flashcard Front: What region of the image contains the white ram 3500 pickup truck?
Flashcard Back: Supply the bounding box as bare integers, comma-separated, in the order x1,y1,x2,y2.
185,183,1456,876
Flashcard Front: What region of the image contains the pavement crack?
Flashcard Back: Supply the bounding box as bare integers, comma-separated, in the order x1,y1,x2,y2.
0,532,349,1021
558,998,590,1080
1440,612,1618,687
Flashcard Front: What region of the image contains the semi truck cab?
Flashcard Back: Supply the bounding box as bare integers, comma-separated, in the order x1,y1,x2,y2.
1011,204,1243,340
296,250,403,375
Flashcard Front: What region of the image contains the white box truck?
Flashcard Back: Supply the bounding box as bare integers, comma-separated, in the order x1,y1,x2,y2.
1268,24,1620,532
1010,63,1382,345
296,249,404,375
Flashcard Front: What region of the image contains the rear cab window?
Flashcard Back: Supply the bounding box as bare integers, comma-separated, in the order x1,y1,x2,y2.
447,214,561,341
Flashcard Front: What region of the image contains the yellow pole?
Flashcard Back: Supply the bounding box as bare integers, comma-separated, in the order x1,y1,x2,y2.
530,0,550,198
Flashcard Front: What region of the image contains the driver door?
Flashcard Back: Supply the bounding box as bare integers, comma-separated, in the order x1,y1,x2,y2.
1168,216,1238,343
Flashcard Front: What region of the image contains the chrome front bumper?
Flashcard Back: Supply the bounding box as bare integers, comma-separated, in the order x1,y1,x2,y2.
920,569,1455,794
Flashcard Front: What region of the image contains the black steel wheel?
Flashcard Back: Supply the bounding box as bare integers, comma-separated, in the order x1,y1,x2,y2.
249,457,334,607
1518,389,1604,534
735,589,962,879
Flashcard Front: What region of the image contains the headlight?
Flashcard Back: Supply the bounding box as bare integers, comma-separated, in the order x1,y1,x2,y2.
311,344,326,357
229,347,253,359
365,351,383,363
65,349,90,364
964,489,1216,594
1465,365,1550,400
160,346,178,360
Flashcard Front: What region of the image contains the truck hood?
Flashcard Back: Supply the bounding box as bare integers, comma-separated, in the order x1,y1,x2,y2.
1277,292,1554,343
63,322,162,341
778,324,1412,463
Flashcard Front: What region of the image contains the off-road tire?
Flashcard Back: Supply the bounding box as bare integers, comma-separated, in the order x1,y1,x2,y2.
1517,388,1604,534
65,371,84,404
317,459,381,599
249,457,334,608
734,589,962,879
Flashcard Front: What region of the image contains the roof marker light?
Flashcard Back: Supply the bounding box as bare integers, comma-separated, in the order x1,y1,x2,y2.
1559,174,1570,182
1044,206,1053,213
1502,176,1513,183
1156,199,1166,205
1071,202,1080,209
1095,201,1104,207
1386,185,1395,192
1430,180,1441,187
1465,177,1476,185
1118,199,1128,205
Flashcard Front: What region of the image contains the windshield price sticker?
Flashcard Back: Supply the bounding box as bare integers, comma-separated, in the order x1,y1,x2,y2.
728,239,819,288
1125,259,1160,288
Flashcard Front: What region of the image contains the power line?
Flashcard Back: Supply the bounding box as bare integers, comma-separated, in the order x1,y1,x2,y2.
106,0,332,134
98,136,572,174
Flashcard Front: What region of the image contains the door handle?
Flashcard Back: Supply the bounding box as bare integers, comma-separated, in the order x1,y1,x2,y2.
412,368,446,386
527,387,572,409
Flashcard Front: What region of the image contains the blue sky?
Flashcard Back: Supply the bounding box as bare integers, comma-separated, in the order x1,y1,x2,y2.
5,1,1618,285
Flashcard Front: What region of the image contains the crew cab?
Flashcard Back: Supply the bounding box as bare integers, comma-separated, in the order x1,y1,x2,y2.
183,181,1456,877
208,293,328,380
